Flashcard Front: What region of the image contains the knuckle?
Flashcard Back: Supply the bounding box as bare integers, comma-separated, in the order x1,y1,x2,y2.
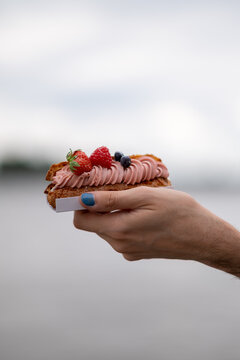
73,216,79,229
111,239,132,254
73,212,83,229
106,191,118,210
122,253,139,262
113,243,126,253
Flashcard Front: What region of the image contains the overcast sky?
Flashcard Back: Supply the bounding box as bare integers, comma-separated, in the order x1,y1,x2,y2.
0,0,239,184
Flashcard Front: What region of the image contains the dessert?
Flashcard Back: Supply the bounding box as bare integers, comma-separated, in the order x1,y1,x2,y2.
44,146,171,209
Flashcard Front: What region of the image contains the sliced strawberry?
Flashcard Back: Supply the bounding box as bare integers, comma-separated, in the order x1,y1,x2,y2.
66,149,92,175
90,146,112,168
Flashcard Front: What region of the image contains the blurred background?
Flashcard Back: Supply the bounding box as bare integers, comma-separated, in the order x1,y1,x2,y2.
0,0,240,359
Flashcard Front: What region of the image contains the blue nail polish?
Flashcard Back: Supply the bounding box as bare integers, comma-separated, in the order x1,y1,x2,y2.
81,193,95,206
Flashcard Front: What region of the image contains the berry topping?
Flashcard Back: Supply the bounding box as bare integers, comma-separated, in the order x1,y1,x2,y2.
90,146,112,168
120,155,131,168
66,149,92,175
114,151,124,162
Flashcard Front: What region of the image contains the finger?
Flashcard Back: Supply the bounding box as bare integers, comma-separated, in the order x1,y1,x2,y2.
79,186,150,212
122,253,142,261
73,210,120,233
73,211,106,232
97,233,140,257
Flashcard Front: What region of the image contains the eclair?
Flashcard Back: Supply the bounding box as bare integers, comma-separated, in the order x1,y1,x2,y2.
44,147,171,209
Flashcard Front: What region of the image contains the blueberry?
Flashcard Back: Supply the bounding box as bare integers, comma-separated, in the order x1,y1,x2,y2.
114,151,124,162
120,155,131,168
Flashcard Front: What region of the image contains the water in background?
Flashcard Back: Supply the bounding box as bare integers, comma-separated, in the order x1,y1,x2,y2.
0,175,240,360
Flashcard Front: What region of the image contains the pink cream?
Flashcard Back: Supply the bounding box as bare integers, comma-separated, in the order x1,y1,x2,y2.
52,156,169,189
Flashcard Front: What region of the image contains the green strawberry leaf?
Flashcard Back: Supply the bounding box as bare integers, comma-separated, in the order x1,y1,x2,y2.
71,161,80,167
66,148,73,162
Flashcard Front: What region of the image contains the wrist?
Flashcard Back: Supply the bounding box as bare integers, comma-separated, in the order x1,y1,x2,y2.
196,212,240,277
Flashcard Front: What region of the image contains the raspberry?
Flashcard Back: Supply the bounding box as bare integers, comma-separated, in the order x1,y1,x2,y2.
90,146,112,168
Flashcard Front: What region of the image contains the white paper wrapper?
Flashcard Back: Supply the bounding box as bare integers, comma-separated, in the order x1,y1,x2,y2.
55,197,85,212
51,185,174,213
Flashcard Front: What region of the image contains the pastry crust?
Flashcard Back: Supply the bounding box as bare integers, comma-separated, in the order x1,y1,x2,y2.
45,154,171,209
45,161,68,181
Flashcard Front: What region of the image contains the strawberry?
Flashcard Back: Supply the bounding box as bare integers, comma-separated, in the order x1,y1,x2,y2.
90,146,112,168
66,149,92,175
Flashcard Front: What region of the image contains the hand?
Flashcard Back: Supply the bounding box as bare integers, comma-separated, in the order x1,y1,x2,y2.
73,187,211,261
73,187,240,276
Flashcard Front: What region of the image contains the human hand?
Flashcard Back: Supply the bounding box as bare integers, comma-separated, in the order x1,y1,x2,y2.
73,187,240,276
73,187,219,262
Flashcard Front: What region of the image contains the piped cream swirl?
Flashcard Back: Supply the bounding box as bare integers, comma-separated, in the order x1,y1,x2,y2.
52,156,169,189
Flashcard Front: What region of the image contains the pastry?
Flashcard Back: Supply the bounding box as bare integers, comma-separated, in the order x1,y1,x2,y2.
44,147,171,209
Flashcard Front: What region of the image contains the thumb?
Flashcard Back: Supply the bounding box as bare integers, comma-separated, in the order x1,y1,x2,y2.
79,187,149,212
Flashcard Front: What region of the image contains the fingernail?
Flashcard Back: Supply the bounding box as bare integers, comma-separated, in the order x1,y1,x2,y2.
81,193,95,206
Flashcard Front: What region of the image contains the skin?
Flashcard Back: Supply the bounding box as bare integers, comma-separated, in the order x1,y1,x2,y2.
73,187,240,278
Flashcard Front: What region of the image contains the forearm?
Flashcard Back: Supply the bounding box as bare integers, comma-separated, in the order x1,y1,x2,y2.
196,212,240,278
